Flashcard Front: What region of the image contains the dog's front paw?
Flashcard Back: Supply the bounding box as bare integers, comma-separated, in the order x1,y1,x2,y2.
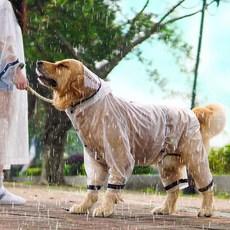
92,191,123,217
198,207,213,217
69,204,88,214
93,204,114,217
69,193,98,215
152,206,171,215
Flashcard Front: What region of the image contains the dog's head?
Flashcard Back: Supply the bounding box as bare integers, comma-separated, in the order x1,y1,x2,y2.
36,59,98,110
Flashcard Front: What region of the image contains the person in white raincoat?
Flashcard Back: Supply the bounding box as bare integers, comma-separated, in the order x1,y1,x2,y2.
0,0,29,205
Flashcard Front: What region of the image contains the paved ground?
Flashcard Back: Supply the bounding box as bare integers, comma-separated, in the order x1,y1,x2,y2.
0,183,230,229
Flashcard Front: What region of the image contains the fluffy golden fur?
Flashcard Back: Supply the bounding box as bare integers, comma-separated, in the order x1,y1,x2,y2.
36,59,95,110
36,59,226,218
193,104,226,153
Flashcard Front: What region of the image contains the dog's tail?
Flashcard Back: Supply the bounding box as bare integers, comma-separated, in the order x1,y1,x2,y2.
193,104,226,145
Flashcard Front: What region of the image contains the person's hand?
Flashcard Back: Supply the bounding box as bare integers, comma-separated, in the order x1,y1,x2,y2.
13,68,28,90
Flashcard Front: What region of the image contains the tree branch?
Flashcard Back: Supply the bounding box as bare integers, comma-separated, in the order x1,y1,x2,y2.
123,0,150,28
97,0,217,78
158,0,186,24
162,10,201,27
133,0,150,19
120,0,151,50
163,0,215,26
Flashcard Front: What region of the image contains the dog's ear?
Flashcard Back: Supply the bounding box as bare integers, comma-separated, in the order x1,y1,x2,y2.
70,79,85,99
52,78,84,110
53,88,79,111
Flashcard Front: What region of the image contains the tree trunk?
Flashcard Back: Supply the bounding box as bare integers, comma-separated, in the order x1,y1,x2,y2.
40,104,71,185
184,0,206,195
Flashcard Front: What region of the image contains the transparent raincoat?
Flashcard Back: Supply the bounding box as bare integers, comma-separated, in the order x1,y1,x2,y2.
66,66,213,191
0,0,29,167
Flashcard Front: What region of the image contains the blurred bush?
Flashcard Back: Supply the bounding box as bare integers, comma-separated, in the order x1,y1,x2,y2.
64,154,157,176
133,166,157,175
20,167,42,176
64,153,86,176
209,144,230,174
19,144,230,178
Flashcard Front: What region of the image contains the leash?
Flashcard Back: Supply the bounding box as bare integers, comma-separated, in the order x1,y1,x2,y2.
28,86,53,104
18,62,52,103
16,62,53,103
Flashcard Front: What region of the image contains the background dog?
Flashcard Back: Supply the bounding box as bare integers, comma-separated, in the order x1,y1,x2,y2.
36,59,226,217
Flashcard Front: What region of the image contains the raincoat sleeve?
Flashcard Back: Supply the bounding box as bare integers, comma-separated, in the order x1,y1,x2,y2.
84,148,108,189
103,116,135,188
84,115,135,191
0,3,22,88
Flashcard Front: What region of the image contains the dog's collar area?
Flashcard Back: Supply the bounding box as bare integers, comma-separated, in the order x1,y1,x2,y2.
70,79,102,113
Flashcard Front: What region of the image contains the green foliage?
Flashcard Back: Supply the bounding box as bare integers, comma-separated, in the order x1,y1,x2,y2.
65,128,83,156
20,168,42,177
209,144,230,174
25,0,122,71
64,164,71,176
217,192,230,199
64,163,86,176
139,187,156,194
133,166,157,175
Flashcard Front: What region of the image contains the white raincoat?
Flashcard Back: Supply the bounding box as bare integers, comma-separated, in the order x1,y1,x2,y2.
66,66,213,192
0,0,29,167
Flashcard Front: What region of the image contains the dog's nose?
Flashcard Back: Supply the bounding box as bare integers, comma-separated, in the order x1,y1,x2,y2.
36,61,43,67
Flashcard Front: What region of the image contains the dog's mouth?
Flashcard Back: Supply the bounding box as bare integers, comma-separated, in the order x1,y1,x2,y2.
36,68,57,88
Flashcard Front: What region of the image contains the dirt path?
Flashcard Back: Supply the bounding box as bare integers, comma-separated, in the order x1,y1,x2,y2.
0,183,229,229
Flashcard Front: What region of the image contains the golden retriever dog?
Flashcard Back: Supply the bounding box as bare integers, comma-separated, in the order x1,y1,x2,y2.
36,59,226,218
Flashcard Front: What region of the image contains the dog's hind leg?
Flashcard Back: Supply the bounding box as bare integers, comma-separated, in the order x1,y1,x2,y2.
180,132,214,217
152,189,179,215
197,189,214,217
152,155,188,215
182,151,214,216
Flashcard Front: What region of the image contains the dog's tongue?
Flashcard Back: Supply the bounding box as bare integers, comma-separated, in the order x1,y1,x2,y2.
83,66,100,89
